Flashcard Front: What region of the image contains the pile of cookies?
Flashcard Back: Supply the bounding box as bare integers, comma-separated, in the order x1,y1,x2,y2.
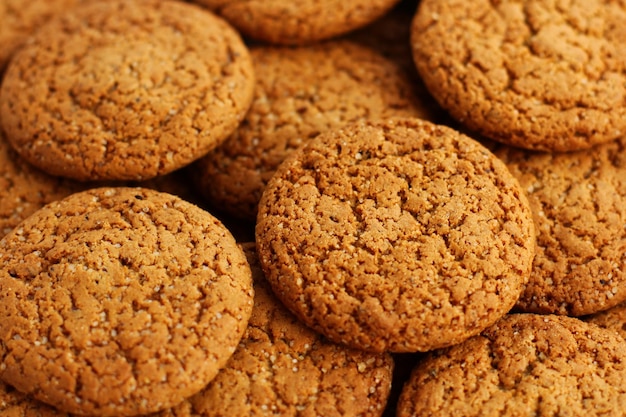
1,0,626,416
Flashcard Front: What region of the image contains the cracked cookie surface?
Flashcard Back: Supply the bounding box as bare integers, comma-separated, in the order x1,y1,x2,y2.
193,40,434,222
397,314,626,416
190,0,401,45
492,138,626,316
255,117,535,353
411,0,626,151
0,0,254,181
0,187,254,416
154,242,393,417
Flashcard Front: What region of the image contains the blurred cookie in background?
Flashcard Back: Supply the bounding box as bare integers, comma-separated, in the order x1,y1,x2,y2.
193,40,438,223
0,0,88,71
190,0,402,45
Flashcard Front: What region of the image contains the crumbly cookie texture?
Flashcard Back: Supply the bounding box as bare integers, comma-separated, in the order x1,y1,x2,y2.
0,0,255,181
0,187,254,416
193,40,434,222
411,0,626,151
154,242,393,417
256,117,536,353
191,0,401,45
492,138,626,316
586,302,626,341
0,129,84,240
0,0,86,71
396,314,626,417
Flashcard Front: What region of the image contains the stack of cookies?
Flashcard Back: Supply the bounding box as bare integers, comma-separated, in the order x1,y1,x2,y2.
1,0,626,416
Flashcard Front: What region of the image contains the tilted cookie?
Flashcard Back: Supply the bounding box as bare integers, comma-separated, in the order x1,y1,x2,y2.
493,137,626,316
411,0,626,151
190,0,401,45
256,117,536,353
0,187,254,416
0,0,254,181
193,40,435,222
154,242,394,417
397,314,626,417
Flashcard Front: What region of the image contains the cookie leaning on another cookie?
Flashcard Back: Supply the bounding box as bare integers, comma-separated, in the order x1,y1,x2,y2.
193,39,436,222
397,314,626,416
0,0,255,181
0,187,254,416
256,117,536,353
411,0,626,151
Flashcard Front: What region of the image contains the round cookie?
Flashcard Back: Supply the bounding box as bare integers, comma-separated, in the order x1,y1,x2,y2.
0,187,254,416
411,0,626,151
255,117,536,353
0,128,85,239
193,40,435,222
190,0,402,45
492,137,626,316
0,0,86,71
154,242,394,417
396,314,626,417
0,0,255,181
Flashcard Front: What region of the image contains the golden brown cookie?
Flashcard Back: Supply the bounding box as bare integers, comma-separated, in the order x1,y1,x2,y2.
154,242,394,417
396,314,626,417
0,0,255,181
193,40,435,222
0,187,254,416
0,128,85,239
411,0,626,151
0,0,87,71
255,117,536,353
492,138,626,316
191,0,402,45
